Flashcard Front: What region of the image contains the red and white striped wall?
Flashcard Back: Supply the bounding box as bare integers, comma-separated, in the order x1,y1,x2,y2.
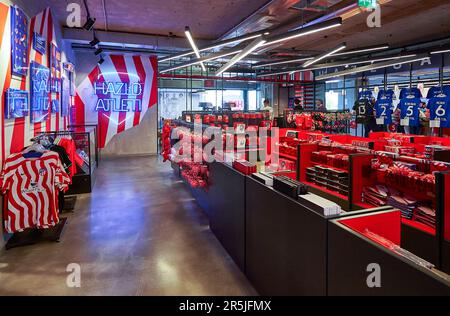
74,55,158,149
0,5,69,166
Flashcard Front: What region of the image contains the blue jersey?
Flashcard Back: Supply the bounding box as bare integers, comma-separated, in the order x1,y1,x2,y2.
428,97,450,127
427,86,446,99
358,90,373,100
377,89,395,100
400,88,422,100
399,98,421,127
375,99,393,125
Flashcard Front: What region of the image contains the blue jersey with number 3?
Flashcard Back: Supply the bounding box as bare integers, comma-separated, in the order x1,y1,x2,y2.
428,97,450,127
399,98,420,127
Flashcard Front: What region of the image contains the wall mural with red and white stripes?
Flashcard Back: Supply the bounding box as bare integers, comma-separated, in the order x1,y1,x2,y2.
74,55,158,149
0,5,69,166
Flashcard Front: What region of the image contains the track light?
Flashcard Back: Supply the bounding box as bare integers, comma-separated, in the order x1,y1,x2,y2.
90,36,100,47
216,38,267,76
83,17,96,31
95,48,103,56
316,54,431,81
302,43,347,68
185,27,206,72
98,55,105,65
262,17,342,47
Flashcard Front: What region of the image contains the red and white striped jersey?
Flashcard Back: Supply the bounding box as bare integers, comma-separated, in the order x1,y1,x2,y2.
0,151,71,233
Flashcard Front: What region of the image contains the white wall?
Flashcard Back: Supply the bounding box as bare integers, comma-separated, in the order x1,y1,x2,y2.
74,51,159,157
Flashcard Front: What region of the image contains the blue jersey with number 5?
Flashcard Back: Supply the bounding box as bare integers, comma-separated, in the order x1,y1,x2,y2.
400,98,420,127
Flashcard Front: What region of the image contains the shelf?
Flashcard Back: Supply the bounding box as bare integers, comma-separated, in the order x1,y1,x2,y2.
276,152,298,160
304,180,348,201
401,218,436,236
310,162,349,174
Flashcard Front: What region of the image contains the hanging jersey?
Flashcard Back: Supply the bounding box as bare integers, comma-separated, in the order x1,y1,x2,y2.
358,90,373,100
0,151,71,233
400,88,422,100
353,99,371,124
427,86,446,99
377,89,395,100
428,96,450,128
399,98,421,127
375,99,394,125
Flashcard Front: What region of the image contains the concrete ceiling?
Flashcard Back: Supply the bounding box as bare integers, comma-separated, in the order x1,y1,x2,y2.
42,0,273,40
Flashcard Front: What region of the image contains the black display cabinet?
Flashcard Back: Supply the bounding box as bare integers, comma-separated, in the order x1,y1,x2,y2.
245,175,393,296
207,162,246,272
68,124,100,167
328,209,450,295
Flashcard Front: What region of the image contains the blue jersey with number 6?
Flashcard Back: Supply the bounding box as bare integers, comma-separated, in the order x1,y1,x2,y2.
375,99,393,125
428,97,450,127
400,98,420,127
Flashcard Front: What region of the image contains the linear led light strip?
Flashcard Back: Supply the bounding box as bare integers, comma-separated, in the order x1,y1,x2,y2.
302,43,347,68
159,32,266,62
253,44,389,69
185,27,206,72
256,54,418,77
431,49,450,55
216,38,267,76
159,49,242,73
262,17,342,47
331,44,389,57
253,57,314,69
316,54,431,81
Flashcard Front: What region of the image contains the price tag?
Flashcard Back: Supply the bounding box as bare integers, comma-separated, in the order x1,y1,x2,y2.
400,118,410,126
376,117,385,125
430,119,441,128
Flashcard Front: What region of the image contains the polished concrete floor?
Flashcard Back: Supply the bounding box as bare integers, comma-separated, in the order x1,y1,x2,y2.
0,156,256,296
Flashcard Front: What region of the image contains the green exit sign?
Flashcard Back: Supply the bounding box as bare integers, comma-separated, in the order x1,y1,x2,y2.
358,0,377,8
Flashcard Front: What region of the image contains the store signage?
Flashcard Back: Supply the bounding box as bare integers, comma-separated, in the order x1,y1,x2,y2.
30,61,50,123
33,32,46,55
93,81,143,112
358,0,377,8
11,6,29,76
5,88,29,119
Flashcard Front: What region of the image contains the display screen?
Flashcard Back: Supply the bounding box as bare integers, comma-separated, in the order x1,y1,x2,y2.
11,6,28,76
30,61,50,123
5,88,29,119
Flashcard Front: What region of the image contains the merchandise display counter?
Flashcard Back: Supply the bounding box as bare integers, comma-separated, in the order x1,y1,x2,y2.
328,209,450,295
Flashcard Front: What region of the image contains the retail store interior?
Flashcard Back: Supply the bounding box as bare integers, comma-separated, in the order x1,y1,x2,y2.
0,0,449,296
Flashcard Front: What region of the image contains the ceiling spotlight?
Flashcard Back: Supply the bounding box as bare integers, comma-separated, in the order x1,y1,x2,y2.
98,56,105,65
90,36,100,47
95,48,103,56
302,43,347,68
83,17,96,31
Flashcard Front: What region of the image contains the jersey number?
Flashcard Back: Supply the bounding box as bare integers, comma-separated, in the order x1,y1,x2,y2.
436,105,446,117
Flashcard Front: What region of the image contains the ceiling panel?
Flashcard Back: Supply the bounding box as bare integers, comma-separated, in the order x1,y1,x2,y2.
44,0,271,39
